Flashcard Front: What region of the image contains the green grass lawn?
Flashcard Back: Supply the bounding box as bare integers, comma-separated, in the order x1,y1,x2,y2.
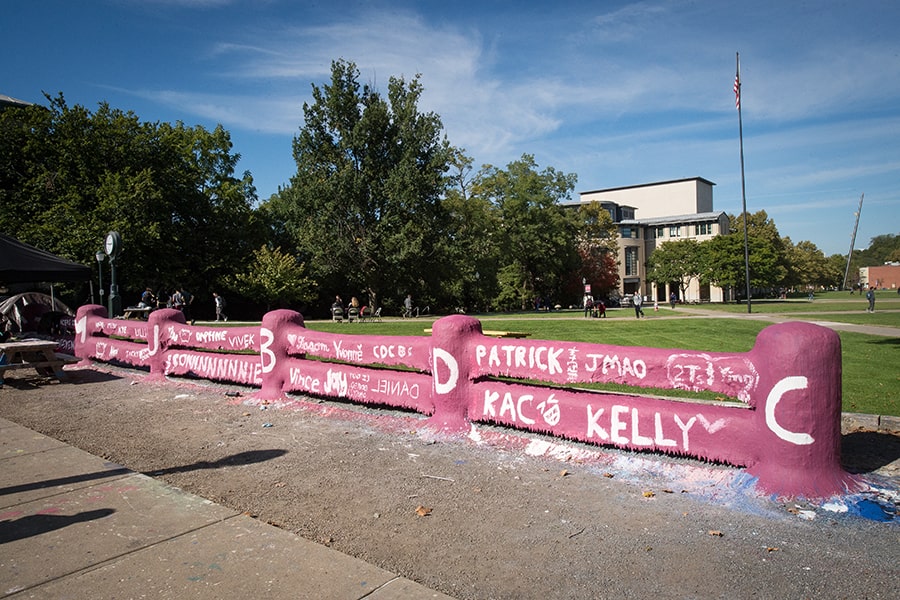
305,305,899,417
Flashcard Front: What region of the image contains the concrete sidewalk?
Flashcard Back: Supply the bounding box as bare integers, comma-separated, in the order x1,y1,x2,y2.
0,417,454,600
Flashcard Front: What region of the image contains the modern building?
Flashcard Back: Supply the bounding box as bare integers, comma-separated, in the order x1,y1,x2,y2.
569,177,729,304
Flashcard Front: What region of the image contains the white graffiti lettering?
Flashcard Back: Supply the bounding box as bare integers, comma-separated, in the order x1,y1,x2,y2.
228,333,255,348
566,348,579,382
666,354,758,403
195,330,227,343
474,344,564,376
585,404,709,452
165,352,262,385
260,328,275,374
374,378,420,399
584,353,648,380
536,394,561,426
333,340,364,362
293,336,330,355
323,368,348,396
372,344,412,361
482,390,564,427
765,376,814,445
673,414,697,451
433,348,458,394
289,368,320,393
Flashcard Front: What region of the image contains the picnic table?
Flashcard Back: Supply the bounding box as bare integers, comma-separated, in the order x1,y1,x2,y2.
0,339,77,386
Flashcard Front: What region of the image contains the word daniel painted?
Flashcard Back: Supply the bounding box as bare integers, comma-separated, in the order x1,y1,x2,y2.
74,305,858,498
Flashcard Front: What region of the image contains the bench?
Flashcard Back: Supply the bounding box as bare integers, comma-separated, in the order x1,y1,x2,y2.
0,340,77,386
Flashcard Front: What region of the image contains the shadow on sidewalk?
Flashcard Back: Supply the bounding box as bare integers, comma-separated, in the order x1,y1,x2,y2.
0,508,116,544
0,450,287,497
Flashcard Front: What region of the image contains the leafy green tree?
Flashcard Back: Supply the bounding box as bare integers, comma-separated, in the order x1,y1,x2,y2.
439,149,502,312
646,238,704,301
229,245,316,311
0,93,262,307
703,211,787,299
783,239,834,290
474,154,579,310
267,60,453,314
855,233,900,266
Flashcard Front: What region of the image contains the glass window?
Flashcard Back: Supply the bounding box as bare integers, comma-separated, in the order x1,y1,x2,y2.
669,226,681,237
625,247,639,276
656,226,666,238
695,223,711,235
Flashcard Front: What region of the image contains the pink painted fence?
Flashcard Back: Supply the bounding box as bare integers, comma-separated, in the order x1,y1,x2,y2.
74,305,858,498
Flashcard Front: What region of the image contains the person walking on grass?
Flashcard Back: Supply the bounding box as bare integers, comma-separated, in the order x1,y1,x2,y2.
866,287,876,312
213,292,228,322
632,290,644,319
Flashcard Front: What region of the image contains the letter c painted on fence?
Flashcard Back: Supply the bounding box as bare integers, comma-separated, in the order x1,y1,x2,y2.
765,375,814,446
433,348,458,394
260,328,276,374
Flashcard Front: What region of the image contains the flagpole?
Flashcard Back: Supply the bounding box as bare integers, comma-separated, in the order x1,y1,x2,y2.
736,52,752,313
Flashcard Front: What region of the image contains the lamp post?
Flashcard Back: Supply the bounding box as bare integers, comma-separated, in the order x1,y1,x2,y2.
96,250,106,310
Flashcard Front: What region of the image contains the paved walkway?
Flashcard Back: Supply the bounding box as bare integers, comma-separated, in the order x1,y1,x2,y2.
665,305,900,337
0,417,453,600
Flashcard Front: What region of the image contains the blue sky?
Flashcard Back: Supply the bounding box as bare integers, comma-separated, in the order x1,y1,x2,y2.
4,0,898,256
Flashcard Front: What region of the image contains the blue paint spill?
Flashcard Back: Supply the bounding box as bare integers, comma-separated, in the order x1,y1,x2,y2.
850,499,894,522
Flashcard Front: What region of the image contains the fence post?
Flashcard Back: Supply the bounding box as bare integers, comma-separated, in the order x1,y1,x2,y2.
144,308,184,379
74,304,106,367
427,314,482,432
257,309,305,401
746,322,857,496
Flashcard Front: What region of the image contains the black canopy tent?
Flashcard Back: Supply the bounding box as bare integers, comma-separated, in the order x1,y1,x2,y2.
0,233,92,334
0,233,91,284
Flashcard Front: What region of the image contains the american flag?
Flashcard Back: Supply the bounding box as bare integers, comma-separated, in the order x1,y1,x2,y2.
733,72,741,110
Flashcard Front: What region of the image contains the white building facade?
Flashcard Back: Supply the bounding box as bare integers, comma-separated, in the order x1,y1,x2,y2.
572,177,729,304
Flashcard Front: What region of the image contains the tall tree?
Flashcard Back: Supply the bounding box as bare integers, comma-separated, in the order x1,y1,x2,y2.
439,149,502,312
474,154,579,310
0,93,262,306
702,210,787,298
783,239,835,290
268,60,453,313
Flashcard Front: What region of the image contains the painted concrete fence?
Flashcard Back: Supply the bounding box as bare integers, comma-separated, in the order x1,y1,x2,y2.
74,305,859,498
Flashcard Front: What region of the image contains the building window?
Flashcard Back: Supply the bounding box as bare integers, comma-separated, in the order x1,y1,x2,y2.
625,247,639,276
621,226,639,239
669,226,681,237
656,226,666,238
695,223,711,235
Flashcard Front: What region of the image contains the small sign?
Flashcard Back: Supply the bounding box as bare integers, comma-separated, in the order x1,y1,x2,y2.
584,284,591,294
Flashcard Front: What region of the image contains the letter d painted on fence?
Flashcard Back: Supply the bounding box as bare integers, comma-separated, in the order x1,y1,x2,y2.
427,315,482,433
